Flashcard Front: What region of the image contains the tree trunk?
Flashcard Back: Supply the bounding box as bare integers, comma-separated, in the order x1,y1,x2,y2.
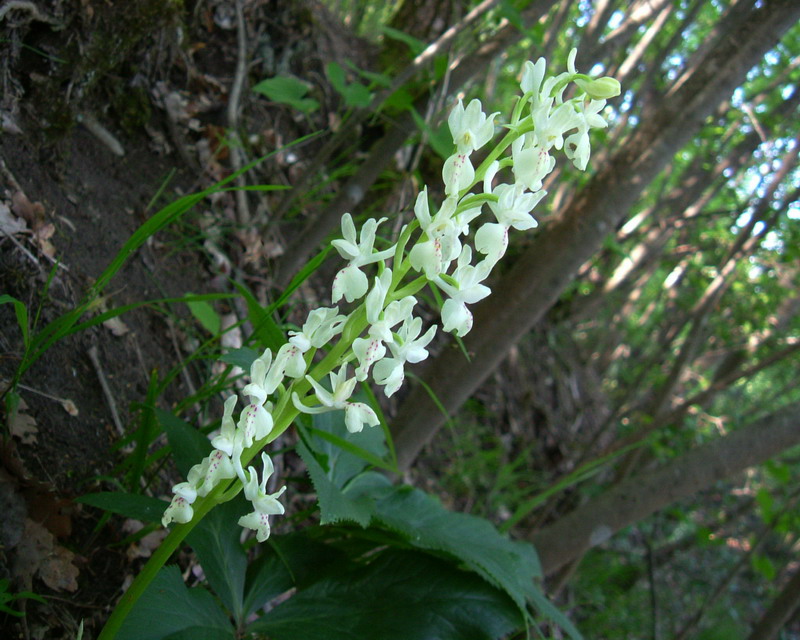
747,564,800,640
391,0,800,471
530,401,800,576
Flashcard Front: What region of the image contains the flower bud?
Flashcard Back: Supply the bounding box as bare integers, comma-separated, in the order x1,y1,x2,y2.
575,76,621,100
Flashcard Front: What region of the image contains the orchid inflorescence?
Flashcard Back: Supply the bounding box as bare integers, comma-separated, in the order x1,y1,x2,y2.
161,49,620,541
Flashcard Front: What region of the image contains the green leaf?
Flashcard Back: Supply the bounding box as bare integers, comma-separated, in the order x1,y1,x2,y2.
326,61,347,94
75,492,169,523
117,565,235,640
242,532,348,618
186,295,221,334
249,550,522,640
410,108,453,160
367,485,542,613
380,26,426,56
296,440,374,526
252,76,319,113
231,280,285,351
218,346,259,371
156,409,212,477
751,553,777,580
187,498,248,624
305,408,391,486
528,585,583,639
0,294,29,348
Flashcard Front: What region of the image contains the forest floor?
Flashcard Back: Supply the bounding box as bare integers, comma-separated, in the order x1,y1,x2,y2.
0,120,216,638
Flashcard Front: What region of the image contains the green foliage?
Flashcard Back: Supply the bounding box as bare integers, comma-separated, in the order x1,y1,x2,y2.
252,76,320,114
0,578,45,617
185,295,221,335
327,61,373,108
250,550,522,640
116,566,234,640
76,492,169,523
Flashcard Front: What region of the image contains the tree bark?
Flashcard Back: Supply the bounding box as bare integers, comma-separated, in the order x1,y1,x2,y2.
747,564,800,640
391,0,800,471
530,402,800,576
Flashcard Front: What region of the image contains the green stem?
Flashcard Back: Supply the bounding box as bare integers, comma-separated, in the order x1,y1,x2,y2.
97,485,224,639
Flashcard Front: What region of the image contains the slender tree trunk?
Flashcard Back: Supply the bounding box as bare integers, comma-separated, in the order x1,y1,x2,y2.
529,401,800,575
747,564,800,640
391,0,800,471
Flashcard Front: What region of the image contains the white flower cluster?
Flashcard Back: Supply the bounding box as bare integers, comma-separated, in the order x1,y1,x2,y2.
161,49,619,541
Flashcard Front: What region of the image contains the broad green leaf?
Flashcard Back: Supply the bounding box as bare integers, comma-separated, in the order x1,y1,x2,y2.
186,295,221,334
252,76,319,113
305,409,390,486
75,492,168,523
326,61,347,94
156,408,212,477
187,498,248,624
242,532,348,618
117,565,234,640
367,485,542,613
249,550,522,640
528,585,583,640
218,346,259,371
296,440,374,526
163,628,234,640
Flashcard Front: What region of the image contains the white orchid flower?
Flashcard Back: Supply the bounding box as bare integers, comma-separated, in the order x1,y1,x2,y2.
198,449,237,497
475,182,546,263
331,213,394,303
443,153,475,196
352,336,387,381
288,306,347,351
520,58,546,100
210,395,238,456
532,101,581,151
408,191,462,279
373,316,437,397
292,365,380,433
448,98,498,155
565,99,608,171
161,495,194,526
436,246,493,337
512,135,556,192
236,399,274,448
237,452,286,542
368,295,417,343
236,348,279,447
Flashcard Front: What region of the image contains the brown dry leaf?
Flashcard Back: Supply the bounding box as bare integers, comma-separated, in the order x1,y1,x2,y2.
103,315,130,336
122,519,168,560
39,544,80,592
34,222,57,258
8,397,38,445
12,519,79,593
0,202,28,236
11,191,46,227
